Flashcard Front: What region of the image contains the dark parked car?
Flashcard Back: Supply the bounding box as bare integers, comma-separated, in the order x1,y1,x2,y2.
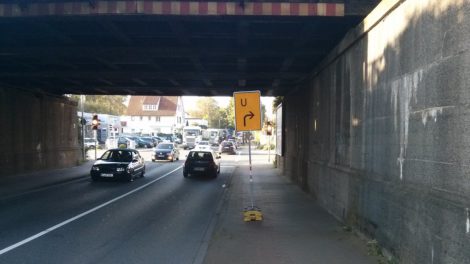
183,150,220,178
152,143,180,162
117,137,133,148
219,141,236,155
90,149,145,182
141,136,158,147
151,136,163,144
136,137,153,148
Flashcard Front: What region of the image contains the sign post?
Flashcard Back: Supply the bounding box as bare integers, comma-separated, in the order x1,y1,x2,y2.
233,90,263,221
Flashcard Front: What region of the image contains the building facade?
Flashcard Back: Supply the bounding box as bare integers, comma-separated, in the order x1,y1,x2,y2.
121,96,185,135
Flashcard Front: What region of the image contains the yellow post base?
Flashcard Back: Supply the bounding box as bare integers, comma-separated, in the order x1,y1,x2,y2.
243,207,263,222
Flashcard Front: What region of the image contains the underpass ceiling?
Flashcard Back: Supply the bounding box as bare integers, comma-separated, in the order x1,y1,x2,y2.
0,5,376,96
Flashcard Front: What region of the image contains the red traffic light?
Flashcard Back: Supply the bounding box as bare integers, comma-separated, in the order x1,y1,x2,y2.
266,126,272,136
91,114,100,130
265,121,273,136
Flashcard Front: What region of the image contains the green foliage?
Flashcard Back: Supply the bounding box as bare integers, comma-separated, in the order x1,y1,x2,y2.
261,103,267,124
188,98,221,128
224,98,235,128
70,95,127,115
367,240,381,256
188,97,235,128
257,143,275,150
273,96,283,109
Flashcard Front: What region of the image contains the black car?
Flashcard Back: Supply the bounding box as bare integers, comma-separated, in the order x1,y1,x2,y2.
141,136,158,147
136,137,153,148
152,143,180,162
218,141,236,155
183,150,220,178
90,149,145,182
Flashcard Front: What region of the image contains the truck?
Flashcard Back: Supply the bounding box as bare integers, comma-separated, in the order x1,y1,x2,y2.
182,126,203,149
205,128,223,146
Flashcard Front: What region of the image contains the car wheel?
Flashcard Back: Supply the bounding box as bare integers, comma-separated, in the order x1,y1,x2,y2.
183,171,188,178
141,170,145,178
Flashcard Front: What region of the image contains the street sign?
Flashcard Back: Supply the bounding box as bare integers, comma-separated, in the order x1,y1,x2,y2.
234,90,261,131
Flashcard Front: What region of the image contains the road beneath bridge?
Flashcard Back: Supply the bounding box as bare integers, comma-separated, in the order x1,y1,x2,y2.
3,0,470,263
0,147,379,263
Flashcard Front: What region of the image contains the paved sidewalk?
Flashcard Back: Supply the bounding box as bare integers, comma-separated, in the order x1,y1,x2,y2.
203,163,379,264
0,161,93,199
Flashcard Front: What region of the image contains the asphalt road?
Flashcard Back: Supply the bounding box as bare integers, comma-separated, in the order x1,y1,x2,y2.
0,149,238,264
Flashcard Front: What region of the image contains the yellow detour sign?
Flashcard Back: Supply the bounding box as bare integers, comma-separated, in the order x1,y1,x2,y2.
234,90,262,131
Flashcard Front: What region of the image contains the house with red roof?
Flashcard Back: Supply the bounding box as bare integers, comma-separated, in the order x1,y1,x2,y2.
121,96,185,136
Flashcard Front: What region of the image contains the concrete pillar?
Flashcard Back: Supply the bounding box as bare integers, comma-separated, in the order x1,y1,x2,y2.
0,88,81,176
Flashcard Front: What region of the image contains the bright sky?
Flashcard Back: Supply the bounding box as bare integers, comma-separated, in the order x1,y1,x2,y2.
182,96,275,118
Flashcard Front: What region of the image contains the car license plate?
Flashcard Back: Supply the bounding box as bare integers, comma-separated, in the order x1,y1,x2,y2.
194,167,205,172
101,173,114,177
158,155,165,158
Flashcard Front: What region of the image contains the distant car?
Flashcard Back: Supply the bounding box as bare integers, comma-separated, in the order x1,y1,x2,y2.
117,137,134,148
152,143,180,162
194,140,211,150
151,136,163,144
136,137,153,148
228,138,238,149
173,136,182,144
141,137,158,147
183,150,220,178
90,149,145,182
219,141,236,155
84,138,97,149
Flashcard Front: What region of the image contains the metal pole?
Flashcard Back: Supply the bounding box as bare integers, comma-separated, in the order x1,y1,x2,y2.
94,129,97,160
80,95,85,161
248,131,254,208
268,134,271,163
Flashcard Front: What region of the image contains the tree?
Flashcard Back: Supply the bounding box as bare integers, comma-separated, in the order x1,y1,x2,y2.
186,97,238,129
188,97,222,128
69,95,127,115
273,96,283,109
223,98,235,129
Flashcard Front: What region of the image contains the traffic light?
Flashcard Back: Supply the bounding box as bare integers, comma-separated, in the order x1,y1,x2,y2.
91,114,100,130
266,121,273,136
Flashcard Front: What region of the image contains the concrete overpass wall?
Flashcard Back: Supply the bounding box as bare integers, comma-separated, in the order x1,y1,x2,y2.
0,88,81,176
282,0,470,263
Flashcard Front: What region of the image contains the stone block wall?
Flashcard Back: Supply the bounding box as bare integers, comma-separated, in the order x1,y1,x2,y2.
282,0,470,262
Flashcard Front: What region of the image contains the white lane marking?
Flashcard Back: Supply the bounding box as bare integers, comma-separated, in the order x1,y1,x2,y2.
0,166,182,256
236,150,242,162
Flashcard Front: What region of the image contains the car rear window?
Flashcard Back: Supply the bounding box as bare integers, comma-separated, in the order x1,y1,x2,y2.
157,143,173,149
188,151,213,161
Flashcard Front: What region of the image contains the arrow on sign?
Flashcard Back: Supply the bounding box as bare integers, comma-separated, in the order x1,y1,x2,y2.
243,111,255,127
